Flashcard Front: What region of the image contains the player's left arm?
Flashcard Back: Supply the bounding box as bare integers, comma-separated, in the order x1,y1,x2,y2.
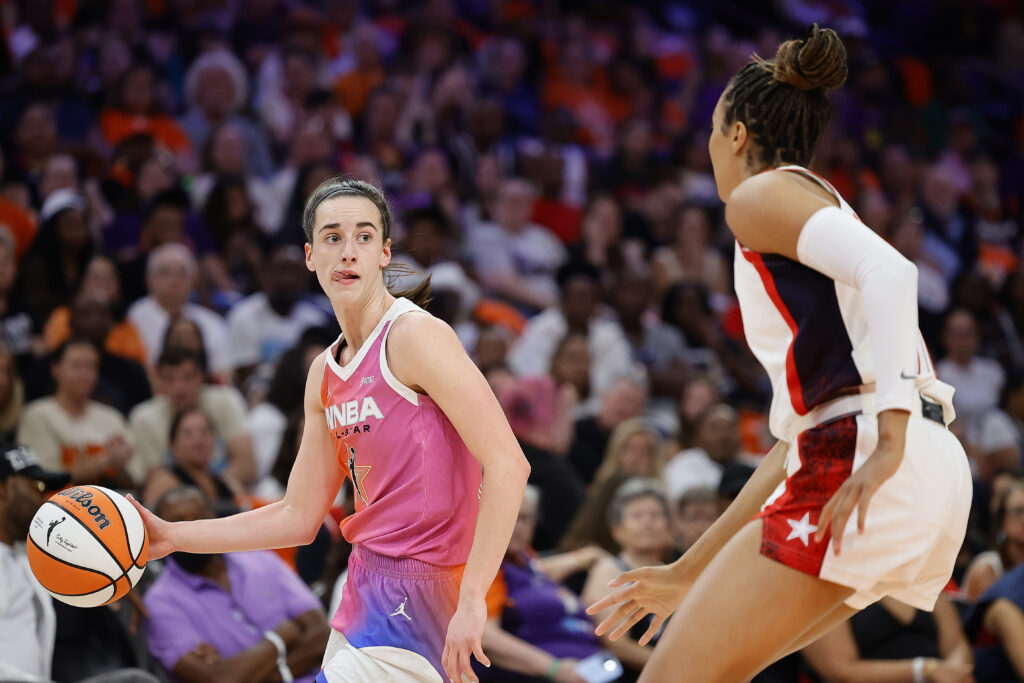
728,171,917,554
389,312,531,683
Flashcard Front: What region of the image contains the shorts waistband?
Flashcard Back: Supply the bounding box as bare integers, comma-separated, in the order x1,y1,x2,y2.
784,391,948,441
351,545,464,580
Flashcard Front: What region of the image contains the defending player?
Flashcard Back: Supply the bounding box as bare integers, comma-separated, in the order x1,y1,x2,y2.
130,177,531,683
588,25,972,682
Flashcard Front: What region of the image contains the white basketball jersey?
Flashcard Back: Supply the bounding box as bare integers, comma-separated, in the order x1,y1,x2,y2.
733,165,939,440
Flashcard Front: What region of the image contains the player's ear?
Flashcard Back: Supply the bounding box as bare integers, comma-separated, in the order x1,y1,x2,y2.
731,121,748,154
304,243,315,272
380,237,392,268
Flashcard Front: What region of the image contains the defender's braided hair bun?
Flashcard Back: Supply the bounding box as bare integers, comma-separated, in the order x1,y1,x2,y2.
772,24,847,91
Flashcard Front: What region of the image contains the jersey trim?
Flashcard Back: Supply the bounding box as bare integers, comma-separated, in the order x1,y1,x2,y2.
379,300,422,406
740,247,809,415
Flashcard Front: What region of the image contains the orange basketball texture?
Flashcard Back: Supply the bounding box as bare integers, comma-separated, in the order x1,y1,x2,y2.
27,485,148,607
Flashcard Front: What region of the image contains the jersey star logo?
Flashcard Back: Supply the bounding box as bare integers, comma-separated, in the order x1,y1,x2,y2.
786,512,818,547
345,441,372,506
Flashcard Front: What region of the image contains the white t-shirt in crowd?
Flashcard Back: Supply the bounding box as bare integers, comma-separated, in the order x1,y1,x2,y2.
937,356,1005,442
127,297,233,376
466,221,567,306
16,397,139,481
0,542,55,681
226,293,328,368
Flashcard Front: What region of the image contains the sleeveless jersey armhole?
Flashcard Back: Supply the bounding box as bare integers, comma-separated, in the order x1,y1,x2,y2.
379,302,425,406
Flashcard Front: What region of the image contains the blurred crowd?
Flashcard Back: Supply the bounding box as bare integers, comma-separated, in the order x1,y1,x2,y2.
1,0,1024,681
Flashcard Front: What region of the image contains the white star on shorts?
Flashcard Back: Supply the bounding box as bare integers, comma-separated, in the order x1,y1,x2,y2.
786,512,818,547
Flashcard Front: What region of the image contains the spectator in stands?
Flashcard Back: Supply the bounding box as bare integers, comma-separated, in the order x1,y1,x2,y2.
467,177,567,313
918,164,977,283
17,338,137,487
803,596,973,683
0,225,37,364
568,375,649,483
674,374,722,452
549,332,592,405
651,204,729,301
663,403,751,503
964,479,1024,599
142,407,244,514
97,63,191,163
180,49,273,179
227,244,327,384
16,189,93,327
586,418,664,489
127,243,233,378
499,375,584,551
0,445,161,682
0,343,22,446
561,419,666,554
974,375,1024,484
509,260,633,402
937,308,1005,445
129,346,254,487
671,486,720,555
23,289,152,415
43,253,147,365
9,103,57,207
613,269,690,412
964,561,1024,681
144,485,330,683
246,336,325,490
583,478,673,682
479,485,609,683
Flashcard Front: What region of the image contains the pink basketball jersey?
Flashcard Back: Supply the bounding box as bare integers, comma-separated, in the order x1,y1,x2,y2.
320,298,481,566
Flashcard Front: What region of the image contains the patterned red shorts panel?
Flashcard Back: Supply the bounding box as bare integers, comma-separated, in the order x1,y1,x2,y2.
757,415,858,576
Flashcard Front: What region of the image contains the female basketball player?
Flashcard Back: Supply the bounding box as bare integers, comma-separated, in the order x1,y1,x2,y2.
587,25,972,681
129,178,531,683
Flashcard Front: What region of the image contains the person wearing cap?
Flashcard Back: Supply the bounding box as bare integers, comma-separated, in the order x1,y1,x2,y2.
14,188,93,327
0,444,69,681
226,244,329,386
0,445,159,683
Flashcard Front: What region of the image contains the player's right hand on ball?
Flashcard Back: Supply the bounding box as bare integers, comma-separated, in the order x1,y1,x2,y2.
586,564,690,645
126,493,175,560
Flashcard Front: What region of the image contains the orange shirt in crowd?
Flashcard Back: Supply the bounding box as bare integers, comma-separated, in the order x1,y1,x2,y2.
334,67,387,119
43,306,149,365
0,199,37,259
99,110,192,154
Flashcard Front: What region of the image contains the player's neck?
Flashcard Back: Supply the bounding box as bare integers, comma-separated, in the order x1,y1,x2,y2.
334,288,395,355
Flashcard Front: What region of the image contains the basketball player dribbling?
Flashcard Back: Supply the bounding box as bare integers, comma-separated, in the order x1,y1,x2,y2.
129,178,531,683
588,25,973,682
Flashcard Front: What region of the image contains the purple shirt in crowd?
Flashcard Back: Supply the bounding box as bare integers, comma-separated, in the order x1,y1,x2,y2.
500,554,601,660
144,551,322,683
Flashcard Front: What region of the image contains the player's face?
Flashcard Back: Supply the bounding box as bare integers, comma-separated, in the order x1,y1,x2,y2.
707,93,749,202
708,97,730,201
305,196,391,302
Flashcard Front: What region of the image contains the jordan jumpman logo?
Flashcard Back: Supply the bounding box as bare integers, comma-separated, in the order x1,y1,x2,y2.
390,597,413,621
46,517,66,546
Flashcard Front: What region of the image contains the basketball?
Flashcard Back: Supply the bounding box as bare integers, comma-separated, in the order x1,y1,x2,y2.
26,485,149,608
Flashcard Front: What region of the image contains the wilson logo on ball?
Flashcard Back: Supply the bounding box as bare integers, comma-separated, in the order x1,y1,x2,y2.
62,487,111,530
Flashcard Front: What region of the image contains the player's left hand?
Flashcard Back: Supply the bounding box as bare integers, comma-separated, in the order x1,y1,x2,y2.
442,596,490,683
814,441,902,555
